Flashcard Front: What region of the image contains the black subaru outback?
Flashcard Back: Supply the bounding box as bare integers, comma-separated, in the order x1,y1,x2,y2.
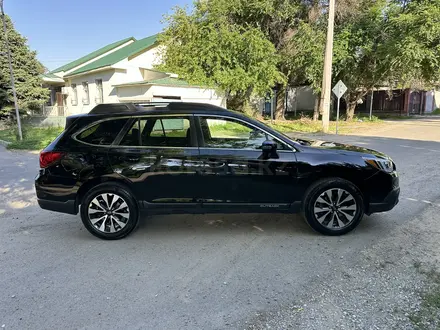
35,102,399,239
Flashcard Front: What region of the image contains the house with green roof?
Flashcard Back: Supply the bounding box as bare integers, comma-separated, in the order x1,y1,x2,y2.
42,35,224,115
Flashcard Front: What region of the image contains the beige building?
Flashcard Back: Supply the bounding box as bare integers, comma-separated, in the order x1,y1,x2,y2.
41,35,225,116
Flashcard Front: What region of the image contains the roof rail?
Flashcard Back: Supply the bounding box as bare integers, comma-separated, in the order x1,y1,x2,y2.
88,102,227,114
89,103,141,114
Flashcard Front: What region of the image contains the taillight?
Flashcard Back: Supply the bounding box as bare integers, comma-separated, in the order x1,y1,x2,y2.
39,151,64,168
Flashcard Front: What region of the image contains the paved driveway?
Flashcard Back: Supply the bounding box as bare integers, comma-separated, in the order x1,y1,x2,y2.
0,118,439,329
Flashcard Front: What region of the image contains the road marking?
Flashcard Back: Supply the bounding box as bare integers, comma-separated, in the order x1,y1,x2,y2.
405,197,440,207
398,145,440,153
253,226,264,232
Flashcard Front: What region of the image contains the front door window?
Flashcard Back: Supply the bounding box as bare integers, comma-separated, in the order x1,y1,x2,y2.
199,117,288,150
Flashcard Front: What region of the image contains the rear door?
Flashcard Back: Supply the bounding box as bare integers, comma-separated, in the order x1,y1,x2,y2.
107,115,201,207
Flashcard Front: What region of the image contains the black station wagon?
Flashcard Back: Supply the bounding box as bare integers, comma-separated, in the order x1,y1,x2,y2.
35,102,400,239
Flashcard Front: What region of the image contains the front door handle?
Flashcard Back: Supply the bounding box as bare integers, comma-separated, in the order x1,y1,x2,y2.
119,156,140,162
207,161,225,168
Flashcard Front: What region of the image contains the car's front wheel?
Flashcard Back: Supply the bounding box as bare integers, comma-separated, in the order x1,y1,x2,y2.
302,178,364,236
80,183,139,240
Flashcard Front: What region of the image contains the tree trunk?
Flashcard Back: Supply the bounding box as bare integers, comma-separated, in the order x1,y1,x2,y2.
274,87,286,120
346,101,357,121
313,94,320,121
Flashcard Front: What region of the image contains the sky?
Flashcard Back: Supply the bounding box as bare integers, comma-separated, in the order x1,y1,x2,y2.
4,0,192,71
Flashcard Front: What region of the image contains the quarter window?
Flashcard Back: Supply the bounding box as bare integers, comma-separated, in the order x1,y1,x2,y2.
120,117,191,147
200,117,288,150
76,119,128,145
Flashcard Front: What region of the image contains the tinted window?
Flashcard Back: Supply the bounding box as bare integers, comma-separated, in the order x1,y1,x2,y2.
77,119,128,145
120,117,192,147
200,117,288,150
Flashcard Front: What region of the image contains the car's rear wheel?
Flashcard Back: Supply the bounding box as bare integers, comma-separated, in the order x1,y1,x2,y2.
80,183,139,240
302,178,364,236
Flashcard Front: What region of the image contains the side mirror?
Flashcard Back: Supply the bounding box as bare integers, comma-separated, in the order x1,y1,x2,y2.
261,140,277,152
261,140,279,160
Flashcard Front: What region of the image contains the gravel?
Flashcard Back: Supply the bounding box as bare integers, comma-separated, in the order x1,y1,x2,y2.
245,203,440,330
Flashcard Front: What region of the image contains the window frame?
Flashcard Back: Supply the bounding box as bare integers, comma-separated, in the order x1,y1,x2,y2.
71,83,78,106
114,114,198,149
82,82,90,105
95,79,103,104
195,114,295,152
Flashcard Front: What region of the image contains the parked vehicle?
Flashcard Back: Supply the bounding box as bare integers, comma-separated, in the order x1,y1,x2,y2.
35,102,400,239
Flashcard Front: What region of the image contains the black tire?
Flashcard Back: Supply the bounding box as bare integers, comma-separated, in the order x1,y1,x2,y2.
302,178,364,236
80,183,139,240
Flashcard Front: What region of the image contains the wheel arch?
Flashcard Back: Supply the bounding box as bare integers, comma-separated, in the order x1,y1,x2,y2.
76,176,138,209
302,168,369,207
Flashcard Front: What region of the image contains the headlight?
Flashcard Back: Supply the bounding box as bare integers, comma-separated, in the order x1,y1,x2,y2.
363,157,394,173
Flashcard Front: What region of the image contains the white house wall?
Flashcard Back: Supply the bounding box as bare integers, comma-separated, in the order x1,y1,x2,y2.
66,70,118,114
112,47,161,85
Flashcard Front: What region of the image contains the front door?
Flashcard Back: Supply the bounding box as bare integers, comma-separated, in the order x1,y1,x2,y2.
107,115,200,206
194,115,298,210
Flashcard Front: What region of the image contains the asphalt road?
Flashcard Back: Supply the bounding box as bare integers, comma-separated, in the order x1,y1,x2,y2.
0,118,439,329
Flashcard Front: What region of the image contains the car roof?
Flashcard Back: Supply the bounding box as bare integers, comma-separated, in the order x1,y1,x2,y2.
88,102,232,116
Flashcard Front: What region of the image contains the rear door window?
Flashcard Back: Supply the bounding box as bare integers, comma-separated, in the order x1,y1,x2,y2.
120,117,192,147
76,119,128,145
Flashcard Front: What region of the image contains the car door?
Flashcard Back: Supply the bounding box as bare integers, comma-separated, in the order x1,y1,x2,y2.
194,115,298,210
107,115,201,207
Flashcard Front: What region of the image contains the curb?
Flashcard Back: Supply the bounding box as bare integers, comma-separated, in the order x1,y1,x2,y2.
0,139,11,147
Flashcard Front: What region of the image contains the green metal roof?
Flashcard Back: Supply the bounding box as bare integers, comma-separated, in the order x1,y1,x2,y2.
41,72,62,79
64,34,159,77
51,37,135,73
114,76,202,88
148,77,191,86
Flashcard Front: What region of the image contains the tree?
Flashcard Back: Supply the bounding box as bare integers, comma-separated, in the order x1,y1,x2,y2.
157,3,284,112
0,14,48,110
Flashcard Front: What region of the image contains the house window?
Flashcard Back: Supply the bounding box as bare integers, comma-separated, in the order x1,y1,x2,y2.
71,84,78,106
82,82,89,105
95,79,103,104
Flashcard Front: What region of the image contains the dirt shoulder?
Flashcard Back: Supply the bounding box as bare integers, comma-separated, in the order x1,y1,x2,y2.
342,117,440,142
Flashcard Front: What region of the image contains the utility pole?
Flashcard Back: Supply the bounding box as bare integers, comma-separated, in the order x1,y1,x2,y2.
319,0,336,133
0,0,23,140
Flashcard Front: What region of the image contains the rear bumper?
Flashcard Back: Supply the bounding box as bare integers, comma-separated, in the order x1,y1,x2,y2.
367,187,400,215
37,198,78,215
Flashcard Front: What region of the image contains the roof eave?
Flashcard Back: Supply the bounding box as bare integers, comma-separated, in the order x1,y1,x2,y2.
64,66,113,78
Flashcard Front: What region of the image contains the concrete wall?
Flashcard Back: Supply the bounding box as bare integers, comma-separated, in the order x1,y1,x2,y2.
287,86,316,113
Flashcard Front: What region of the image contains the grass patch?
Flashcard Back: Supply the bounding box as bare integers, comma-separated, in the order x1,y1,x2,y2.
0,126,63,150
265,117,384,134
431,108,440,115
409,266,440,329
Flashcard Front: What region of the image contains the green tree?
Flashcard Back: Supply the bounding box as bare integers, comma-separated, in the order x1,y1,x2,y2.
157,3,284,112
0,14,48,110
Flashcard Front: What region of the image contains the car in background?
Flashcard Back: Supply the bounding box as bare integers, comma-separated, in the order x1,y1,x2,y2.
35,102,399,239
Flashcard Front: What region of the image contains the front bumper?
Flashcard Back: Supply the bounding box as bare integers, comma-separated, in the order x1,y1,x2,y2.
37,198,78,215
367,187,400,215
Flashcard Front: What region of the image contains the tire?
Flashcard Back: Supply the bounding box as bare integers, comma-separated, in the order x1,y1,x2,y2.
302,178,364,236
80,183,139,240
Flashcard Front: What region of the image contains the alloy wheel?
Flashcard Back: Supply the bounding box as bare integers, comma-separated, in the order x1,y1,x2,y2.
313,188,357,230
88,193,130,233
